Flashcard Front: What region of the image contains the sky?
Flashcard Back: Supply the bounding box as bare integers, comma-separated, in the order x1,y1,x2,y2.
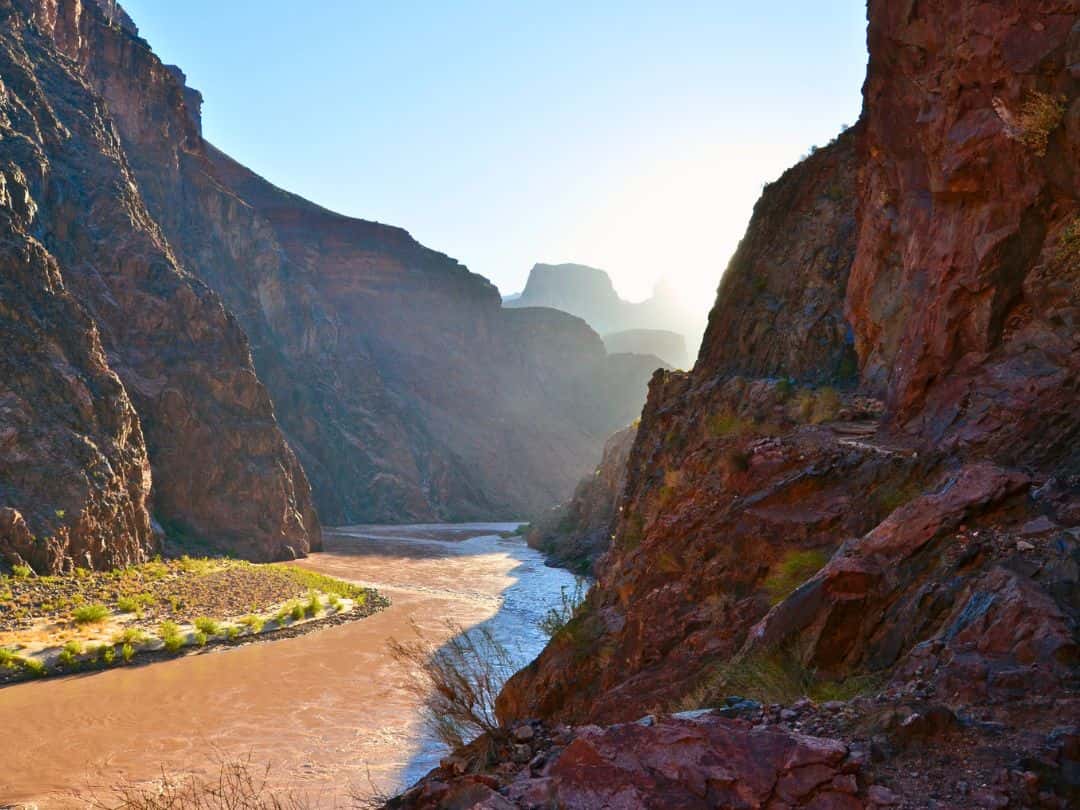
121,1,868,310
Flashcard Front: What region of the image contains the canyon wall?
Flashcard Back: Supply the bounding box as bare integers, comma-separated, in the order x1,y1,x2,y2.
0,0,661,572
526,423,638,575
1,0,318,567
500,0,1078,727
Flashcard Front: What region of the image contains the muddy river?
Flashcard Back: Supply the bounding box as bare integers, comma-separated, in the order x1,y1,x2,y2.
0,524,575,807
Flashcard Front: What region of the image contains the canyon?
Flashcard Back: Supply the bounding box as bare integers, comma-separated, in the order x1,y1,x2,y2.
0,0,1077,807
0,0,662,572
410,0,1080,806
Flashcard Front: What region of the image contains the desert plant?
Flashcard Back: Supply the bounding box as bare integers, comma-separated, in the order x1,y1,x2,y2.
58,640,84,669
272,565,369,601
89,755,314,809
1015,91,1066,156
11,564,32,579
538,578,589,638
763,548,830,605
193,617,221,637
707,409,752,438
73,604,110,624
305,590,321,617
121,643,135,663
159,620,184,653
388,621,516,754
239,615,265,634
112,627,150,646
676,647,882,711
289,602,305,622
193,630,208,647
812,387,841,423
1055,216,1080,275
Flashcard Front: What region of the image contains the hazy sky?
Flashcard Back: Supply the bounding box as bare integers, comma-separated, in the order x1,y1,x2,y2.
121,1,868,309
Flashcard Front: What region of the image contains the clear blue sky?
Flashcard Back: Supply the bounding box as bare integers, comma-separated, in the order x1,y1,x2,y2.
122,1,867,309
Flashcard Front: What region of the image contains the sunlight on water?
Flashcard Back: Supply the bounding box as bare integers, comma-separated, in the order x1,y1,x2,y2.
0,524,576,807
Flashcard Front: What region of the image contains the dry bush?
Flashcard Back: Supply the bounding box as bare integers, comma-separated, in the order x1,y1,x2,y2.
388,621,514,756
90,756,317,809
996,91,1066,157
538,578,588,638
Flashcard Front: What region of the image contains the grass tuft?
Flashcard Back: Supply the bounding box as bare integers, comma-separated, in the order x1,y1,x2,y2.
763,549,830,605
73,603,110,624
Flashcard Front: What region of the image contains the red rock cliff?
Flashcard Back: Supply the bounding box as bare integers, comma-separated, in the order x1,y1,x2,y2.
499,0,1078,739
1,0,319,564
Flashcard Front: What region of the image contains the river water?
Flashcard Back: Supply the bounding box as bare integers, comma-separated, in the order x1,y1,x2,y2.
0,524,575,807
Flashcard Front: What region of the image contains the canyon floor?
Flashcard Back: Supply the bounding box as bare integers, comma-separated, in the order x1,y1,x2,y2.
0,524,574,808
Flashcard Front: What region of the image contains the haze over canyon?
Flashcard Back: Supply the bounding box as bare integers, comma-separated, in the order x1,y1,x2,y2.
0,0,1078,809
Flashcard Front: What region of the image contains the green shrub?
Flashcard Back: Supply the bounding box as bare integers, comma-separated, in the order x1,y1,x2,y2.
273,566,368,600
290,602,305,621
121,643,135,663
12,565,32,579
73,604,109,624
763,549,830,605
103,646,116,665
112,627,150,646
193,630,208,647
226,625,240,641
239,615,265,634
58,641,84,669
305,590,321,617
159,620,184,653
193,617,220,637
21,656,45,677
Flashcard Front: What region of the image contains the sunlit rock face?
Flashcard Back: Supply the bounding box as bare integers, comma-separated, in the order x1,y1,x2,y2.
0,0,316,568
499,0,1078,729
2,0,662,556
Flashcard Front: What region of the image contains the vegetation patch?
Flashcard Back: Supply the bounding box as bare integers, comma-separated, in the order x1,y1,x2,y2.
792,386,841,424
1014,91,1066,156
763,548,830,605
677,648,882,710
538,578,589,638
0,557,387,686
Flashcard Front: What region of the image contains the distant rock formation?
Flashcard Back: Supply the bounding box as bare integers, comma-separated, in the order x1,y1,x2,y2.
603,329,689,369
505,263,707,360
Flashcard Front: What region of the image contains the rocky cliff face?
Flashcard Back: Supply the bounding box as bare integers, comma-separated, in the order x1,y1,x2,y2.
497,2,1078,802
526,424,638,575
0,0,662,568
0,0,322,564
203,153,662,522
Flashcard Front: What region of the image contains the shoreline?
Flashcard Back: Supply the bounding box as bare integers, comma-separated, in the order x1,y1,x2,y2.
0,557,390,687
0,596,386,688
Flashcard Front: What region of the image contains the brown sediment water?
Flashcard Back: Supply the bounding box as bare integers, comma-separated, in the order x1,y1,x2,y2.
0,524,575,807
